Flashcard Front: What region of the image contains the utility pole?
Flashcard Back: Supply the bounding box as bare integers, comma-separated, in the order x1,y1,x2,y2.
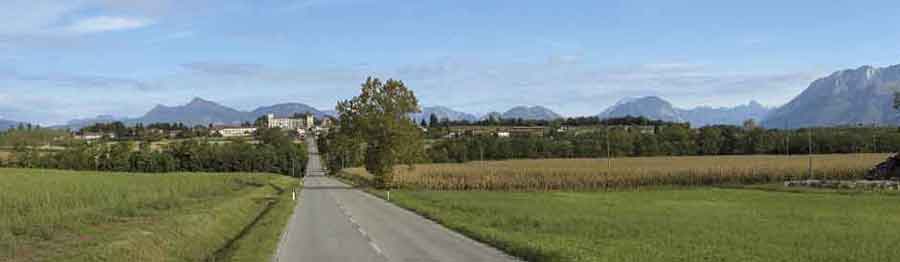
874,132,878,153
480,144,485,168
606,127,612,170
784,119,791,157
873,121,878,153
808,128,813,179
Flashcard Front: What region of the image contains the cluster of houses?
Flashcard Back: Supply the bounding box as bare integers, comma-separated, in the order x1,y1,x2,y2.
73,113,333,141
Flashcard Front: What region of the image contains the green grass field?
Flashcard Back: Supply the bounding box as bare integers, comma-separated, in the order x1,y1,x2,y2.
384,188,900,262
0,168,299,262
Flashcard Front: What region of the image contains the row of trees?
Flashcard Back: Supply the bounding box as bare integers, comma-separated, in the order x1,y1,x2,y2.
0,127,71,147
4,128,309,176
79,122,223,141
427,125,900,163
425,115,683,128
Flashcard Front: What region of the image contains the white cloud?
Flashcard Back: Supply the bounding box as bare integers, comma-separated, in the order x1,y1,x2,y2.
65,16,155,34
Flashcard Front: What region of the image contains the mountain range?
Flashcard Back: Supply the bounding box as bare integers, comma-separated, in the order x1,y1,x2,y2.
598,96,773,126
28,63,900,130
411,105,563,123
60,98,332,129
680,101,771,127
410,106,479,124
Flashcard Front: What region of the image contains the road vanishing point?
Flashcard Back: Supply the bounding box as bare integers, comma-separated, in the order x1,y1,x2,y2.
274,138,518,262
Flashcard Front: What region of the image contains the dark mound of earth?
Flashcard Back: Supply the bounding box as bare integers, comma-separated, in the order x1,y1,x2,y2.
865,154,900,181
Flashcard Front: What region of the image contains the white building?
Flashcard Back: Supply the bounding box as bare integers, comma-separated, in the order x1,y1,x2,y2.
75,132,115,140
213,127,257,137
267,113,314,130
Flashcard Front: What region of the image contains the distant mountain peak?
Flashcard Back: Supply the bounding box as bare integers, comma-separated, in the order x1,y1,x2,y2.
188,97,214,105
502,105,561,120
599,97,682,122
762,63,900,128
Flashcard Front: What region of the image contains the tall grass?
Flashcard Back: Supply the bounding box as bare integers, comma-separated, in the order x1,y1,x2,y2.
0,168,298,261
343,154,887,190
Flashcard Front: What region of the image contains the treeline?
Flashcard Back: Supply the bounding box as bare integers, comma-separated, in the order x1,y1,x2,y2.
4,128,308,176
423,115,683,128
79,121,225,141
428,125,900,163
0,128,71,147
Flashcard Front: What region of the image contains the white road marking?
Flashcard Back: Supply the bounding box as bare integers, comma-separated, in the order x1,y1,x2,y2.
369,242,383,254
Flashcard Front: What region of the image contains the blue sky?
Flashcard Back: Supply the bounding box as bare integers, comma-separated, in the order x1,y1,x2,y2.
3,0,900,124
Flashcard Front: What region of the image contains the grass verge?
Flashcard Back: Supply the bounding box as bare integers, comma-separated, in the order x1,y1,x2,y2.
0,168,299,262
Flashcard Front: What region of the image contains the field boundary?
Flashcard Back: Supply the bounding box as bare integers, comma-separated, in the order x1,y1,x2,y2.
272,186,302,262
209,183,282,261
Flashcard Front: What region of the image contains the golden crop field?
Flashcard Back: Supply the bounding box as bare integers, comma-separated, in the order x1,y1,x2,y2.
343,154,888,191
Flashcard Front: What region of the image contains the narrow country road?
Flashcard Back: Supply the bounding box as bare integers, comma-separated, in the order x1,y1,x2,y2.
274,137,518,262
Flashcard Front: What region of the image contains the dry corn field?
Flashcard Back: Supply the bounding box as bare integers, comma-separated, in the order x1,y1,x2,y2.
342,154,889,190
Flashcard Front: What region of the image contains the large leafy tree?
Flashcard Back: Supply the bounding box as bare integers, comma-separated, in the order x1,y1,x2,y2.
336,77,425,188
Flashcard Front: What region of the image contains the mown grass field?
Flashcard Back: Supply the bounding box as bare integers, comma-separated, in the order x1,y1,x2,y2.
340,154,898,261
0,168,299,262
385,188,900,262
344,154,887,190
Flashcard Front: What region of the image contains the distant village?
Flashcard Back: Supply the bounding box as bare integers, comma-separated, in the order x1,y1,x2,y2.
73,113,334,141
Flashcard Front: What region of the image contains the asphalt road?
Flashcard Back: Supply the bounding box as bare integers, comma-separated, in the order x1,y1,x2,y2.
274,138,518,262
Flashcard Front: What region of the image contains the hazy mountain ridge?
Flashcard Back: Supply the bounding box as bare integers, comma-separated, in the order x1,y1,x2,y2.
251,103,330,119
599,96,685,123
54,98,329,128
502,106,562,120
0,119,22,131
599,96,772,126
411,106,479,123
762,64,900,128
679,100,772,127
480,112,504,121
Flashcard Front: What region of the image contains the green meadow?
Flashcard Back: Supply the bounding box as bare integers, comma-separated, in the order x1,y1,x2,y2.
0,168,299,262
386,188,900,262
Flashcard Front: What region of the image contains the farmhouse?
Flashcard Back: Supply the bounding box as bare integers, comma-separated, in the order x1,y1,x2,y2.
75,132,115,140
212,126,257,137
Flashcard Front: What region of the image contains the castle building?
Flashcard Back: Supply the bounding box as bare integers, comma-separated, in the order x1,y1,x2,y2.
267,113,314,130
